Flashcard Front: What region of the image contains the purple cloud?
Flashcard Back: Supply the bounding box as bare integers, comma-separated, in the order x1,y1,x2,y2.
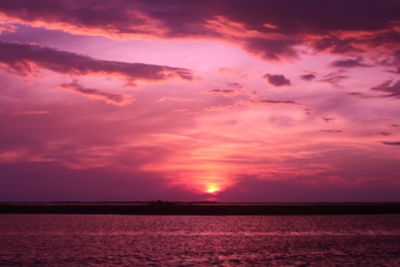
0,41,194,82
323,117,335,123
208,89,236,96
243,38,299,61
300,74,316,81
60,80,134,106
319,70,349,86
256,99,297,105
263,73,291,87
330,57,370,68
371,80,400,98
312,36,364,55
1,0,399,62
0,161,203,201
218,176,400,202
382,141,400,146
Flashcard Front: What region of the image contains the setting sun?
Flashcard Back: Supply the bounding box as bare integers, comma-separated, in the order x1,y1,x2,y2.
206,185,220,194
0,0,399,204
0,1,399,265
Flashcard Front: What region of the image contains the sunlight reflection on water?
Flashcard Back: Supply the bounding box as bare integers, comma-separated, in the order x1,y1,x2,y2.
1,214,400,266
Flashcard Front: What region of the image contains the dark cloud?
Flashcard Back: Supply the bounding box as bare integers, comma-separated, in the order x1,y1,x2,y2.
2,0,398,35
300,74,316,81
242,38,299,61
382,141,400,146
0,41,194,82
391,50,400,74
1,0,399,61
312,36,361,54
330,57,371,68
378,50,400,74
371,80,400,98
256,99,297,105
361,30,400,51
60,80,133,106
263,73,291,87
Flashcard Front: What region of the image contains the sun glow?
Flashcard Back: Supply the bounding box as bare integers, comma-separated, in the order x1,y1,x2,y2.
206,184,220,194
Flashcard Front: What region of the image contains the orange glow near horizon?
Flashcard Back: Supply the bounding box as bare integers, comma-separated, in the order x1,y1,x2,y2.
205,184,220,194
1,1,400,203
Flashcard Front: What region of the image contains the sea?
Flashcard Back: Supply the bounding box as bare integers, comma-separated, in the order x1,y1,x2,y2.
0,214,399,266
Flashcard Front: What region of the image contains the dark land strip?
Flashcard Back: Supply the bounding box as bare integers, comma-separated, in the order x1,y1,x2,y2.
1,202,399,215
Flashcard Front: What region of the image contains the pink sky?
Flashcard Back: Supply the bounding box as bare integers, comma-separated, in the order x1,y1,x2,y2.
0,0,399,201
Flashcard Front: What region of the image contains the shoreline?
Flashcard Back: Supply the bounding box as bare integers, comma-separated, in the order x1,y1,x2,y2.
1,202,399,215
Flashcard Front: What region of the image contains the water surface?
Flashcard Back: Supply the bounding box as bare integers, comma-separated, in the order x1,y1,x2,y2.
1,214,399,266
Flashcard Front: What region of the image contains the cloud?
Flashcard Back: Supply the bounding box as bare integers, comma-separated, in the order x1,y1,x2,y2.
207,82,244,96
381,141,400,146
319,129,343,133
216,145,400,202
60,80,134,106
319,70,349,86
1,0,400,202
254,99,298,106
323,117,335,123
262,73,291,87
377,50,400,74
242,37,299,61
348,92,372,99
218,175,400,202
2,0,399,62
300,73,316,81
0,161,203,201
2,0,398,37
0,23,16,34
390,50,400,74
330,57,371,68
157,96,199,103
208,89,236,96
227,82,244,91
0,41,194,82
203,16,300,61
371,80,400,98
0,0,168,39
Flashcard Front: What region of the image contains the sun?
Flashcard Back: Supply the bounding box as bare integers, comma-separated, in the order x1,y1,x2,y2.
206,184,220,194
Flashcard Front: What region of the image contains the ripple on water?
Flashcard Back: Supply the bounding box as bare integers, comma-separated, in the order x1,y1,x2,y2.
0,214,400,266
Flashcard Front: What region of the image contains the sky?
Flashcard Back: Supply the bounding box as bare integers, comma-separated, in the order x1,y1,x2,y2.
0,0,400,202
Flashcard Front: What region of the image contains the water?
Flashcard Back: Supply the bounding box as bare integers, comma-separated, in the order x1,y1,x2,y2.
0,214,399,266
